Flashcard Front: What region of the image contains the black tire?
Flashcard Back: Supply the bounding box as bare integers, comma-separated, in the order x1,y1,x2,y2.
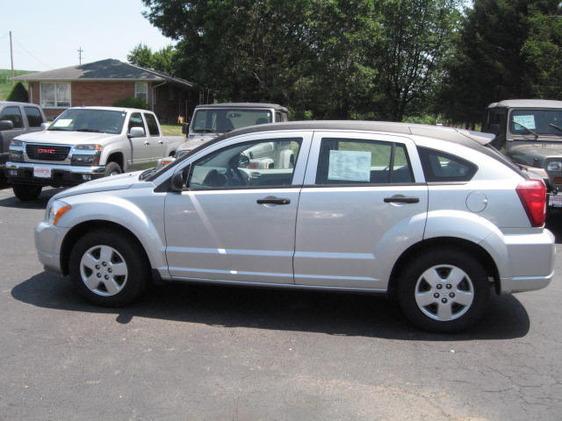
68,230,150,307
397,248,491,333
104,161,122,177
13,184,42,201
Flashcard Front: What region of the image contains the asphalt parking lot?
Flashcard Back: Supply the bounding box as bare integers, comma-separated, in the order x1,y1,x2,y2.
1,187,562,420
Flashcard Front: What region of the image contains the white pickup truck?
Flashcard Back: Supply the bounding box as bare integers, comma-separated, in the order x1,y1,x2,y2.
6,106,184,201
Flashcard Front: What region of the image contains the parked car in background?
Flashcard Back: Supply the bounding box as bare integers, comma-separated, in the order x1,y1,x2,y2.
0,101,47,184
35,121,554,333
6,106,184,201
174,103,289,159
483,99,562,207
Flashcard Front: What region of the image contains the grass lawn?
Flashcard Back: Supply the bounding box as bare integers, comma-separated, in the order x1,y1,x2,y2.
160,124,184,136
0,69,34,100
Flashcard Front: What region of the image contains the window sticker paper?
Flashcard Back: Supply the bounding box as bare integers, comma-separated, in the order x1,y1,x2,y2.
328,150,371,182
52,119,73,128
513,115,536,130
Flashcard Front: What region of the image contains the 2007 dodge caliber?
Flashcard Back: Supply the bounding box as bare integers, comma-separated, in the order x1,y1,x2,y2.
35,121,555,332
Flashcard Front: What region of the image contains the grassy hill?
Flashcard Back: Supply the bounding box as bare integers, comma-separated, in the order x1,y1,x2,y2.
0,69,34,100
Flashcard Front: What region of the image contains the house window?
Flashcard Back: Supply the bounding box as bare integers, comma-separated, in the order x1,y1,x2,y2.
135,82,148,104
40,82,71,108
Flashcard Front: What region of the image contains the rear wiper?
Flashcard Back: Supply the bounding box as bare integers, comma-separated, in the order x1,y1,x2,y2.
549,123,562,134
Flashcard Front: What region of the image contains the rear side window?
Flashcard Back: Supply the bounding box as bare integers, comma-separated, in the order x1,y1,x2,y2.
144,113,160,136
316,138,414,185
0,106,24,128
418,147,477,182
24,106,44,127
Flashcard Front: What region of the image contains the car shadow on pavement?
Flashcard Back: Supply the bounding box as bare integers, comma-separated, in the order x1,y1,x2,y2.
0,188,62,209
12,271,530,341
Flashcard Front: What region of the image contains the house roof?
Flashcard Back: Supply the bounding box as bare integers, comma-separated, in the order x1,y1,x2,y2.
488,99,562,109
13,59,193,88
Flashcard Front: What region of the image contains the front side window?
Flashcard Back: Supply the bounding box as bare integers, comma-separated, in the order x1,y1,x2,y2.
135,82,148,103
0,106,24,128
48,109,126,134
40,82,71,108
316,138,414,185
128,113,145,132
418,147,477,182
144,113,160,136
510,109,562,137
24,106,44,127
191,109,273,134
188,138,301,190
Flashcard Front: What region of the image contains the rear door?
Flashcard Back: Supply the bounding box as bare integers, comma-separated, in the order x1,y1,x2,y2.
127,112,153,170
23,106,45,134
143,112,166,159
294,131,428,290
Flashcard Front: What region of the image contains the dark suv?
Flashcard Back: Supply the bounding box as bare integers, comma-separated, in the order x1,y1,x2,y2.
483,99,562,207
0,102,46,184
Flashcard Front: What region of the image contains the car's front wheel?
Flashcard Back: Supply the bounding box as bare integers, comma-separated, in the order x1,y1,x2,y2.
13,184,42,201
397,249,491,333
68,230,149,306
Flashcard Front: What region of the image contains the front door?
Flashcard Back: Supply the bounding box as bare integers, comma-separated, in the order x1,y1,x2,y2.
164,132,312,284
128,112,155,170
0,106,26,156
294,131,428,290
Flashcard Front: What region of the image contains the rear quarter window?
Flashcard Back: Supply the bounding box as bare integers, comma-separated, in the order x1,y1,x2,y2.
418,147,477,182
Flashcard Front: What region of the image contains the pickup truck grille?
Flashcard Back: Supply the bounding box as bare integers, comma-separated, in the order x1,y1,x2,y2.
26,144,70,161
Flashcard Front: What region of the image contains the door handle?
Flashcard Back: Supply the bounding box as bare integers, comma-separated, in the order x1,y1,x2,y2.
144,141,150,146
384,195,420,204
158,140,164,144
257,196,291,205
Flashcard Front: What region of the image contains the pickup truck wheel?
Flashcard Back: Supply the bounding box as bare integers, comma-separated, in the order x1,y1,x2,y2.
104,162,122,177
397,249,490,333
13,184,42,201
68,230,149,307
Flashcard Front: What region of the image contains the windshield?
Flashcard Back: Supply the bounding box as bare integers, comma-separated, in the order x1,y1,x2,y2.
48,109,126,134
510,109,562,137
191,108,272,134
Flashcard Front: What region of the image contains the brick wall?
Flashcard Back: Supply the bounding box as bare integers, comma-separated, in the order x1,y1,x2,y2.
27,80,154,120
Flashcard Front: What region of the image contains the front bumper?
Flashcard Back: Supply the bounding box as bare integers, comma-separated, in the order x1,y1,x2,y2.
5,161,105,187
500,229,555,293
35,221,69,273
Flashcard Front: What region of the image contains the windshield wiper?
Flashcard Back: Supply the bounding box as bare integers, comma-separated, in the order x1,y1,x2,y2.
514,123,539,140
549,123,562,134
139,168,157,180
193,128,216,133
75,128,104,133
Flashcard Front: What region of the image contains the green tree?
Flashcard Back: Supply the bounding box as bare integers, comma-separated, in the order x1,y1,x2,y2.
128,43,177,75
6,82,29,102
439,0,562,126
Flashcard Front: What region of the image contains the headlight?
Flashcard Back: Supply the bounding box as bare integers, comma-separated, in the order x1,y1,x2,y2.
547,161,562,172
71,144,103,166
10,139,24,148
45,200,72,225
8,139,25,162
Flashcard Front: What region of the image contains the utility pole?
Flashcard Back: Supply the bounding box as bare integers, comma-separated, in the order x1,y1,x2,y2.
9,31,14,78
77,47,83,65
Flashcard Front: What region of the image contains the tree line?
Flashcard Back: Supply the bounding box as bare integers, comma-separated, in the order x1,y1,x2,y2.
130,0,562,126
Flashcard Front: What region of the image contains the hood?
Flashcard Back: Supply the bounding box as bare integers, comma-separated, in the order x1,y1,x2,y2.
53,171,143,200
16,130,117,145
509,142,562,168
178,134,217,151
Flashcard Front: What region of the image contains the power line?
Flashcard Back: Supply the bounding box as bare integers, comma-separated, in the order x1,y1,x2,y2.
13,38,51,69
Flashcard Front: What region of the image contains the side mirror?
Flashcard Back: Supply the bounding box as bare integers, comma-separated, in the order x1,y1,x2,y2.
0,120,14,131
181,123,190,135
40,122,50,130
170,166,189,192
128,127,145,138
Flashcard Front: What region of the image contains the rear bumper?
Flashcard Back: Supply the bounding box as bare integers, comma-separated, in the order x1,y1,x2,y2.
5,161,105,187
499,229,555,294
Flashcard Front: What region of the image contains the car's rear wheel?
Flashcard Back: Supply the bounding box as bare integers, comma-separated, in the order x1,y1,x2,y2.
397,249,491,333
13,184,42,201
68,230,149,306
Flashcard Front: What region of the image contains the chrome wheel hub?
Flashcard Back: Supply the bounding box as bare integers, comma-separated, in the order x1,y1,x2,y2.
79,245,128,297
414,265,474,322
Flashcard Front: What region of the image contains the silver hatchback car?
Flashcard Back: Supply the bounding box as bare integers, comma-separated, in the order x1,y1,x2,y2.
35,121,555,332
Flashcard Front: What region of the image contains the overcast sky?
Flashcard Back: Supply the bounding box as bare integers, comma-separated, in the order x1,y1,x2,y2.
0,0,173,71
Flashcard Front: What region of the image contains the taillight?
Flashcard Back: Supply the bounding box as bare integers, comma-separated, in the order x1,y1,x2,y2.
516,179,547,227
